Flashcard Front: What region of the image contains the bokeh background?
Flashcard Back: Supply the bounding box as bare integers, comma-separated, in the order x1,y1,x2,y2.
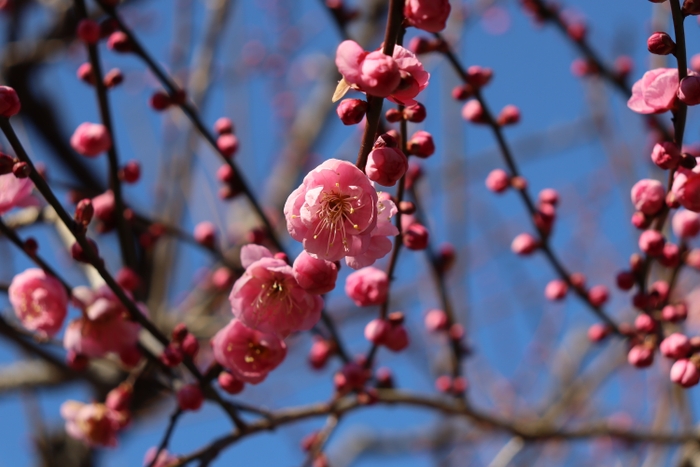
1,0,699,465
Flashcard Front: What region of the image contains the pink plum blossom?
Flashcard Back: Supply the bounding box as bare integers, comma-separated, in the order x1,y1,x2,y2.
345,267,388,306
673,209,700,238
628,68,679,114
345,191,399,269
0,173,35,214
651,142,681,170
292,251,338,295
336,40,401,98
9,268,68,337
285,159,378,263
673,165,700,211
229,245,323,338
388,45,430,105
211,319,287,384
61,400,125,447
404,0,451,32
63,285,143,365
70,122,112,157
630,179,665,215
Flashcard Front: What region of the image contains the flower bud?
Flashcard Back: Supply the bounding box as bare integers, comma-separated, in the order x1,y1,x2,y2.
497,105,520,125
293,251,338,295
334,362,369,393
119,160,140,183
0,86,20,117
103,68,123,88
587,285,609,306
451,84,473,100
683,0,700,16
403,102,426,122
214,117,234,135
211,267,234,290
66,351,89,371
70,238,99,263
177,384,204,411
218,372,244,394
485,169,510,193
660,333,691,359
670,359,700,387
375,367,394,388
588,323,611,342
308,338,333,369
631,179,665,215
77,19,101,44
678,75,700,106
106,31,132,52
403,222,429,250
511,233,538,255
336,98,367,125
424,309,448,332
217,134,239,158
651,142,681,170
659,242,680,267
116,267,140,291
366,146,408,187
385,108,402,122
647,31,675,55
12,161,29,178
193,221,216,249
466,66,493,88
160,344,183,367
364,319,390,344
544,279,568,301
74,199,94,226
461,100,486,123
628,345,654,368
407,131,435,158
70,122,111,157
106,383,133,412
639,230,665,256
149,91,172,111
635,314,657,333
181,333,199,357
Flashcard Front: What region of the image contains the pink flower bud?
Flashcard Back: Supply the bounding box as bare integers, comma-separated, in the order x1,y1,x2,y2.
436,243,456,273
687,249,700,269
193,221,216,248
425,309,448,332
218,372,244,394
366,147,408,186
403,102,426,122
102,68,123,88
70,122,111,157
177,384,204,411
511,233,538,255
181,333,199,357
119,160,140,183
659,242,680,267
461,100,486,123
160,344,183,367
334,362,369,393
75,63,94,84
309,338,333,369
670,359,700,387
149,91,172,111
497,104,520,125
683,0,700,16
615,55,633,78
1,86,23,117
651,142,681,170
116,267,140,291
407,130,435,158
485,168,510,193
106,31,131,52
106,383,132,412
336,98,367,125
647,31,675,55
216,164,235,184
638,230,665,256
214,117,234,135
92,190,115,223
630,179,665,215
466,66,493,88
376,367,394,388
77,19,101,44
635,314,657,333
679,75,700,105
364,319,390,344
404,0,451,33
75,199,94,226
662,303,688,322
217,134,239,158
385,108,403,122
660,333,691,359
587,285,609,306
384,323,409,352
403,223,429,250
628,345,654,368
211,267,233,290
673,209,700,238
345,267,388,306
692,54,700,73
588,323,610,342
544,279,568,301
435,375,452,392
451,84,473,100
293,251,338,295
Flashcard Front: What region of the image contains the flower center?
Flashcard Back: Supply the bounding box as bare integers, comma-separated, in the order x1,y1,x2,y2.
244,341,268,365
313,187,363,255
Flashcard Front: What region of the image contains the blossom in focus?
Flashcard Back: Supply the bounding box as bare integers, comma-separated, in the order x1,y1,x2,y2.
63,285,143,365
0,173,35,214
61,400,125,447
211,319,287,384
404,0,451,32
627,68,680,114
285,159,378,263
229,244,323,338
388,45,430,105
292,251,338,295
9,268,68,337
